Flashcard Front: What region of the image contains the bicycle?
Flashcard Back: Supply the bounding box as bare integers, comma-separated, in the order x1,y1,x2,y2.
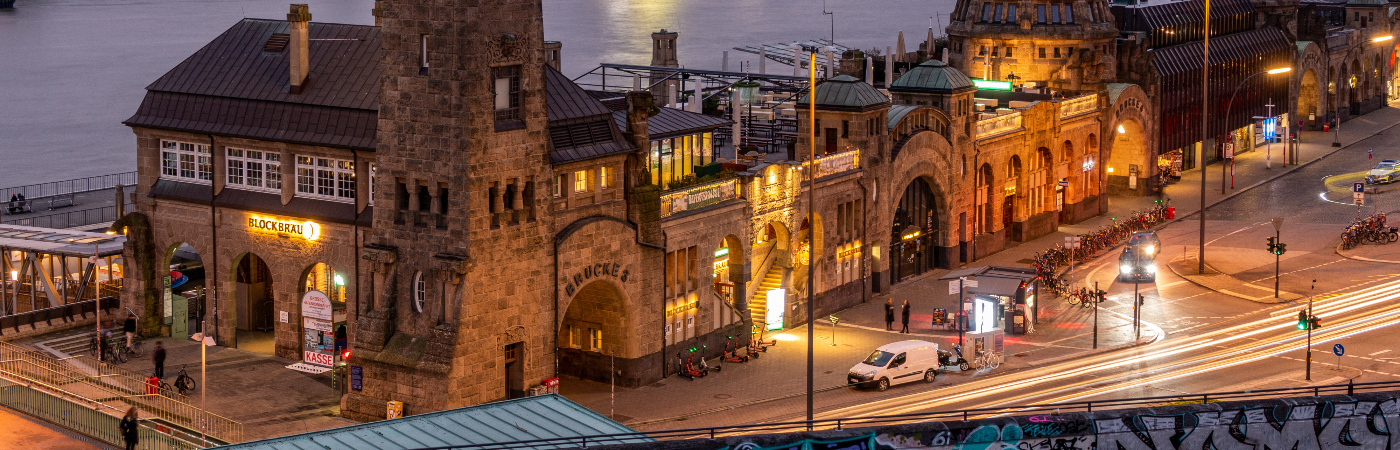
164,365,197,395
120,336,145,360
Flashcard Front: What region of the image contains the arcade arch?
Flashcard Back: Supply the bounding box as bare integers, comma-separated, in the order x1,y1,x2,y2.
300,262,348,364
712,235,745,327
558,280,628,384
890,177,940,284
1299,68,1320,125
230,252,274,355
162,242,204,340
793,215,824,296
1108,118,1148,189
751,222,790,330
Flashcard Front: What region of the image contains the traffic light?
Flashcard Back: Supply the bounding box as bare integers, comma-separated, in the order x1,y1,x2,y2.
1276,243,1287,255
1138,294,1146,306
1310,316,1321,330
1267,237,1278,254
1297,310,1309,330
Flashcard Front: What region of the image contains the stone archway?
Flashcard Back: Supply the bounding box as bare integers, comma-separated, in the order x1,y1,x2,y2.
793,214,824,297
558,280,629,383
1350,59,1363,117
751,222,790,331
162,242,204,340
1300,68,1321,127
299,262,348,363
230,252,274,355
1108,118,1148,193
976,163,994,236
890,177,940,284
713,235,746,327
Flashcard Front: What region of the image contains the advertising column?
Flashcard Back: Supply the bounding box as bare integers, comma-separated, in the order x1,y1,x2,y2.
301,290,334,367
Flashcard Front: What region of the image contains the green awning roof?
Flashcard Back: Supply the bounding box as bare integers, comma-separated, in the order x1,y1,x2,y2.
798,75,891,112
215,394,649,450
889,60,975,94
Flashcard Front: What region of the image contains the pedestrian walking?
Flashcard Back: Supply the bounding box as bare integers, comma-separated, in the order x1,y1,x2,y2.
900,300,911,333
884,298,895,330
119,406,139,450
152,341,166,379
123,313,137,349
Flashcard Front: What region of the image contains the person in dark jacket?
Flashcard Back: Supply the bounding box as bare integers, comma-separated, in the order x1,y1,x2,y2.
123,313,137,349
119,406,139,450
152,341,166,379
900,300,911,333
884,298,895,330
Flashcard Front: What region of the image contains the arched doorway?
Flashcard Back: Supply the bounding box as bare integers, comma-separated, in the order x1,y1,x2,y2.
559,280,627,386
1005,155,1022,231
1109,118,1148,192
162,243,204,340
231,252,274,355
793,215,823,297
1350,60,1362,116
300,262,347,364
713,236,745,328
976,163,994,236
752,222,790,331
1085,134,1099,192
890,177,939,284
1300,69,1320,127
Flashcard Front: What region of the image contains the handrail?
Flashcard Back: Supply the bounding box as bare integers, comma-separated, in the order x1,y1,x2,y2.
974,110,1023,138
0,371,209,449
395,379,1400,449
0,172,136,201
745,241,781,305
2,202,135,228
805,149,860,179
660,178,740,218
1057,93,1099,119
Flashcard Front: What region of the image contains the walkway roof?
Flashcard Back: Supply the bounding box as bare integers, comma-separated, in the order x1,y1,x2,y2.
0,224,125,257
216,394,650,450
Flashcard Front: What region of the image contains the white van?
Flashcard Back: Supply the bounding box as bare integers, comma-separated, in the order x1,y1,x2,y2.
847,340,940,391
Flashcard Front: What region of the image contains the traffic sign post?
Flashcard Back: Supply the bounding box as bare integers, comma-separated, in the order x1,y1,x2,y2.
1334,343,1345,369
829,315,839,346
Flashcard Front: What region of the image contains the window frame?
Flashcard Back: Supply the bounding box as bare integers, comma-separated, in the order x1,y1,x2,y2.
159,140,212,184
294,155,356,203
412,271,425,313
224,148,282,193
492,65,524,131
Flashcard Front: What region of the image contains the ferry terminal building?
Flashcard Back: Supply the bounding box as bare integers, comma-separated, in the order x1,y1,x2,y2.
118,1,1176,420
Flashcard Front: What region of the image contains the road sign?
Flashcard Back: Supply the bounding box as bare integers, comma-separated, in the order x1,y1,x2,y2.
1333,344,1345,356
1354,182,1366,193
828,315,839,325
1057,180,1069,187
1354,192,1365,205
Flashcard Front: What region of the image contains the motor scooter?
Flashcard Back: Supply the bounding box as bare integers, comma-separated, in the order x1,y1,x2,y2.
938,344,971,372
723,336,749,363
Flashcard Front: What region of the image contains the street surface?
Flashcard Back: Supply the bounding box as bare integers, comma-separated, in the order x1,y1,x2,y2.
563,106,1400,431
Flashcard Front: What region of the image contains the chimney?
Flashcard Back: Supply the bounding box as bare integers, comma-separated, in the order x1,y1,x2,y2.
287,4,312,94
543,41,562,71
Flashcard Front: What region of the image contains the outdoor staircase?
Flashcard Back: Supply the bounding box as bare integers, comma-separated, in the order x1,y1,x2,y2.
750,264,784,328
37,330,93,358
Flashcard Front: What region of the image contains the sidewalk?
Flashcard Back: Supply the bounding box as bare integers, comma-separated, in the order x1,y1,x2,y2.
0,406,105,450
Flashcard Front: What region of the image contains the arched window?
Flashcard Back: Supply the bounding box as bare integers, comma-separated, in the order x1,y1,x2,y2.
412,271,425,313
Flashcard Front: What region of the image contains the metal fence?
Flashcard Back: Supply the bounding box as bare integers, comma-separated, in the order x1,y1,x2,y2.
0,297,117,336
0,172,136,201
2,202,135,228
0,374,205,449
398,379,1400,449
0,340,242,444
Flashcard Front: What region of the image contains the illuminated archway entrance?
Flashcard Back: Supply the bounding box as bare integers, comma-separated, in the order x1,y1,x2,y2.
891,177,939,284
231,252,274,355
1108,118,1148,194
793,215,823,298
559,280,628,387
713,235,745,327
300,262,347,365
1300,68,1320,128
752,222,790,330
162,243,203,340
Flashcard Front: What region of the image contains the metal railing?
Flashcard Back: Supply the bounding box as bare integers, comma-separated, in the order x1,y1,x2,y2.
974,110,1023,138
2,202,134,228
0,373,206,449
1058,93,1099,119
0,297,117,336
396,379,1400,449
0,172,136,201
806,149,860,179
0,340,242,443
660,178,740,218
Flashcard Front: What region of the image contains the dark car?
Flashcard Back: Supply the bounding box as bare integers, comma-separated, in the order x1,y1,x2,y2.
1125,231,1161,261
1118,249,1156,282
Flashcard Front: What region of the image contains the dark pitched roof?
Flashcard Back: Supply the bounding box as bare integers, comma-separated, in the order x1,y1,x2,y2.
1117,0,1254,33
798,75,891,112
546,65,614,122
1150,27,1293,77
611,108,733,140
125,19,380,151
889,60,975,94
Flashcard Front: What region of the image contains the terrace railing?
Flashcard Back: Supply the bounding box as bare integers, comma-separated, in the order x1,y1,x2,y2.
661,178,740,218
0,172,136,201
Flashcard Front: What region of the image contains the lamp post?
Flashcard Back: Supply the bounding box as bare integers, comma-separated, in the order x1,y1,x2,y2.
1197,0,1211,275
1220,67,1291,194
803,45,818,432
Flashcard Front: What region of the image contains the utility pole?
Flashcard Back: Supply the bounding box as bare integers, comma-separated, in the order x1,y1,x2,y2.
1265,99,1275,169
1133,273,1140,341
1198,0,1211,275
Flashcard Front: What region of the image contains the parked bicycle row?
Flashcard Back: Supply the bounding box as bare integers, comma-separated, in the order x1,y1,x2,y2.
1033,200,1172,281
1341,212,1397,250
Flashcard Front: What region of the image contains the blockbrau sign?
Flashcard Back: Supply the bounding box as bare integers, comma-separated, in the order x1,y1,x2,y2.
248,215,322,241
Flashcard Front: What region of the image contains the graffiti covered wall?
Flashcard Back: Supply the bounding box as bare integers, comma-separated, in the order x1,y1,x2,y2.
597,392,1400,450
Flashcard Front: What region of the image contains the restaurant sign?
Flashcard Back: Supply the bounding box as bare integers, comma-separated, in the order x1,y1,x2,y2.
661,179,738,217
301,290,335,367
248,215,321,241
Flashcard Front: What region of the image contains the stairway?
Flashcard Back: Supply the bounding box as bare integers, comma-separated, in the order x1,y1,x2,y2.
35,329,95,358
750,264,785,329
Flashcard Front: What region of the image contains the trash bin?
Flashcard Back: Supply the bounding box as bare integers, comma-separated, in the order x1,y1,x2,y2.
1165,206,1175,220
146,376,160,395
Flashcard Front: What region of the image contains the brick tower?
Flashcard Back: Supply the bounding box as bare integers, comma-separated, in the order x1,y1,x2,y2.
348,0,554,419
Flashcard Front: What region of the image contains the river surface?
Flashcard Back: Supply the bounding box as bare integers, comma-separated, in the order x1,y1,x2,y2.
0,0,952,187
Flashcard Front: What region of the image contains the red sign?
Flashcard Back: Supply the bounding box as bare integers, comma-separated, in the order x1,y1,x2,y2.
304,351,334,366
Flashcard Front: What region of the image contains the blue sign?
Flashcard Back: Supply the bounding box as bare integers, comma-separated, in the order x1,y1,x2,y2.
350,365,363,391
1354,183,1366,193
1333,344,1345,357
1057,180,1069,187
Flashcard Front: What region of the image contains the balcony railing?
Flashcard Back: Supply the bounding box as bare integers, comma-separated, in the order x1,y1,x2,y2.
1058,93,1099,119
661,178,740,218
806,149,861,179
0,172,136,201
975,111,1023,138
2,203,134,229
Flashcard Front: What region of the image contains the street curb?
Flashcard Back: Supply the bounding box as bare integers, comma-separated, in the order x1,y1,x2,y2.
1171,117,1400,224
1335,241,1400,264
1163,256,1296,304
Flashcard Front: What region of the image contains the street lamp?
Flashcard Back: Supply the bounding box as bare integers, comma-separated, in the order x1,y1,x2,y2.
802,44,818,432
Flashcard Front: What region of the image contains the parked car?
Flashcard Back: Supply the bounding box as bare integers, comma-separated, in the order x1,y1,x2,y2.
1367,160,1400,184
1125,231,1161,260
848,340,940,391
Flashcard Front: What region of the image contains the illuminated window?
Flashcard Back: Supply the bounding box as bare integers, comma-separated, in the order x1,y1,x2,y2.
159,140,212,184
226,148,281,193
574,170,590,193
599,166,611,189
295,156,355,202
590,328,602,350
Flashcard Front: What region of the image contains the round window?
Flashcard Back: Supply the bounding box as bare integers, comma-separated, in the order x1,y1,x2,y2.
412,272,425,313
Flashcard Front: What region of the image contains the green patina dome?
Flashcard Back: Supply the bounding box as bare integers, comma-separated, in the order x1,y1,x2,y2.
889,60,975,94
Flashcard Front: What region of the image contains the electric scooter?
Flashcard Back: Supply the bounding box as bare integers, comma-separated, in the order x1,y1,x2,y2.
723,336,749,363
696,345,720,373
751,325,777,348
681,348,708,379
676,352,694,380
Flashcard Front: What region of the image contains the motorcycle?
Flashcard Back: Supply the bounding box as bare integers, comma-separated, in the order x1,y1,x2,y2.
938,344,971,372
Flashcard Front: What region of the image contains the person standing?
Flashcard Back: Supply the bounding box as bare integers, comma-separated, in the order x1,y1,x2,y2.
119,406,139,450
900,300,911,334
123,313,137,349
884,298,895,331
152,341,166,379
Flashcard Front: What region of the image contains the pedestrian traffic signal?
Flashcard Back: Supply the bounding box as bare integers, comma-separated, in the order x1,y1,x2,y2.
1276,243,1287,255
1310,316,1321,330
1267,237,1278,254
341,349,352,361
1138,294,1146,306
1297,310,1309,330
